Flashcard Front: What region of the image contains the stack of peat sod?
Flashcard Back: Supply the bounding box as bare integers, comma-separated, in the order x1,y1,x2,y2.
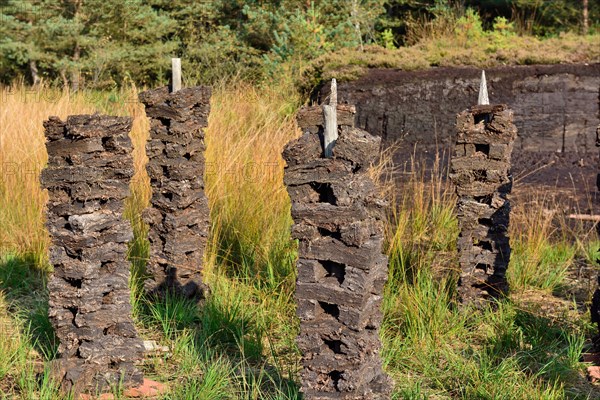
450,105,517,306
42,115,144,395
139,86,211,299
283,104,393,399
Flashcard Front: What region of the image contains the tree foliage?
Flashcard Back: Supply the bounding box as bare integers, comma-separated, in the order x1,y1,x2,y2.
0,0,596,87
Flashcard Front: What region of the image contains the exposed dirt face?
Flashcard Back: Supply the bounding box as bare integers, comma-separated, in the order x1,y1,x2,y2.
317,64,600,212
511,150,599,214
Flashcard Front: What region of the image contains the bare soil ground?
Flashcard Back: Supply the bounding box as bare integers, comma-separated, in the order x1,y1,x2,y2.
511,151,599,215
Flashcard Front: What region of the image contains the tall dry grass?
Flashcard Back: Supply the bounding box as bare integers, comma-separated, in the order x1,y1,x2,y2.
0,87,92,266
204,82,301,285
509,199,574,291
0,85,149,268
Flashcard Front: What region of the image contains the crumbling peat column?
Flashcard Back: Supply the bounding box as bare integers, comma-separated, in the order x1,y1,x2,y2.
283,94,393,398
449,104,517,306
138,86,211,299
42,115,144,395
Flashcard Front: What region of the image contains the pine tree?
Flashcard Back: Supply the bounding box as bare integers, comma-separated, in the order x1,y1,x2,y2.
0,0,54,84
0,0,179,88
81,0,178,87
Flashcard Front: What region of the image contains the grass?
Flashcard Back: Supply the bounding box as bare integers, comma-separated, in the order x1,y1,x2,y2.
303,32,600,88
204,81,300,288
380,169,596,399
0,81,599,399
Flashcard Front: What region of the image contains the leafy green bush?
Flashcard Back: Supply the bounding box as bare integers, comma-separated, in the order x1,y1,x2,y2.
379,28,397,49
455,8,486,41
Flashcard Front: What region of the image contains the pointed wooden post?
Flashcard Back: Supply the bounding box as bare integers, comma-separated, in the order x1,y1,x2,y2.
330,78,337,107
478,70,489,105
171,58,182,93
322,79,338,158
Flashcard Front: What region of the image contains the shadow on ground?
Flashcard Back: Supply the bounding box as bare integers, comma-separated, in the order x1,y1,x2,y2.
130,243,300,400
0,254,57,359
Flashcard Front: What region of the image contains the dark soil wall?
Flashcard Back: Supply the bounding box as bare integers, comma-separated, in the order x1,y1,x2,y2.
318,64,599,154
316,64,600,202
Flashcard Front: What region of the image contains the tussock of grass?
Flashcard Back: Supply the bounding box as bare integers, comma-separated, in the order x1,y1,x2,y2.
380,156,596,398
0,293,23,384
0,254,62,399
204,81,300,287
382,155,458,285
507,192,600,297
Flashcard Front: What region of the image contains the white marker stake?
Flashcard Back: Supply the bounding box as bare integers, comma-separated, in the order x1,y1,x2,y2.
323,79,338,157
171,58,182,93
330,78,337,109
478,70,489,105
